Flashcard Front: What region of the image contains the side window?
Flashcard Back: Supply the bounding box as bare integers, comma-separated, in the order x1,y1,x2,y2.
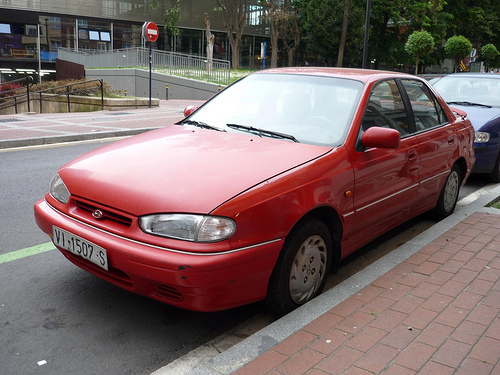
361,80,410,137
401,80,447,131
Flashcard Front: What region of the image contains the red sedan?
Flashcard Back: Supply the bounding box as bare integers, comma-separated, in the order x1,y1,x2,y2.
34,68,475,315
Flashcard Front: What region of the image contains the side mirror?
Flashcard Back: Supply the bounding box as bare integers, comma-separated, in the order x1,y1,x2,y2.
184,105,199,117
362,127,401,149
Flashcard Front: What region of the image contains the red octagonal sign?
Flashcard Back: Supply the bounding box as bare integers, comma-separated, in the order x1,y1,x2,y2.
143,22,159,43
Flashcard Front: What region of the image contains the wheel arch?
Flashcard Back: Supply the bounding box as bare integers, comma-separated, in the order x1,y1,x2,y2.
454,156,467,185
287,205,343,270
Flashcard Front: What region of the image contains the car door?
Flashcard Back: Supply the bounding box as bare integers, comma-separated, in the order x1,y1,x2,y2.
399,79,459,211
345,79,420,254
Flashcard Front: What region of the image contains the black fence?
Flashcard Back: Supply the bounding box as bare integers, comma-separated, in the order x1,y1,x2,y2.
0,77,104,114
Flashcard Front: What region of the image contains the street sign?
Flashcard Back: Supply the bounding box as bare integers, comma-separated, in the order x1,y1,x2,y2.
143,22,159,43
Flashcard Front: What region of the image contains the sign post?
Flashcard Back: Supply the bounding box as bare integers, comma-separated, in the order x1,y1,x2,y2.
142,22,159,108
261,42,266,70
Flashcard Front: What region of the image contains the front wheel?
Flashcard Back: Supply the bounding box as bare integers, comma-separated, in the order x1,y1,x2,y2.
265,218,332,316
433,164,461,220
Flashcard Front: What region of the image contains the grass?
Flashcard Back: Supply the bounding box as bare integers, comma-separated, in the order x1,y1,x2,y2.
488,199,500,209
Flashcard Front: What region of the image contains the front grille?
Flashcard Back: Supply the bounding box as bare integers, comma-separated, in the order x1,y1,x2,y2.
74,199,133,227
155,283,184,302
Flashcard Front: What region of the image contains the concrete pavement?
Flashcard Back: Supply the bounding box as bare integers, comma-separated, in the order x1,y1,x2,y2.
0,99,203,149
1,103,499,374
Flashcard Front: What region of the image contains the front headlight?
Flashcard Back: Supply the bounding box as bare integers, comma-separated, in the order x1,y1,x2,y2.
139,214,236,243
49,174,70,204
475,131,490,143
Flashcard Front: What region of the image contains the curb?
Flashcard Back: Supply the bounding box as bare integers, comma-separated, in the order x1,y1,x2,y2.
0,128,159,149
179,183,500,375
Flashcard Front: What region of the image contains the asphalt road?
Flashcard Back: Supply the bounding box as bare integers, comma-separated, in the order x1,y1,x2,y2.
0,140,265,375
1,140,496,375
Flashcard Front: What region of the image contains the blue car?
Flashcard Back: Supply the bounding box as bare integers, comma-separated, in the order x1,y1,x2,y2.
433,73,500,181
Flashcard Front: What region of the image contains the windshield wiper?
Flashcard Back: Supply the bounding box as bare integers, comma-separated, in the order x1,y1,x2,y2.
447,101,492,108
226,123,299,143
178,119,226,132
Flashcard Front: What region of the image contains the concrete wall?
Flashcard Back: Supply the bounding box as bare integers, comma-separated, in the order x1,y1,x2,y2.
85,69,222,100
0,95,159,115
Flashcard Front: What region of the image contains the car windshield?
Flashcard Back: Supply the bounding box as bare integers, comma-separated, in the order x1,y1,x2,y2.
433,75,500,108
187,73,363,147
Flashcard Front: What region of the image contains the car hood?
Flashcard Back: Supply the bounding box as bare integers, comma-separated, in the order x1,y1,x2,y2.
450,105,500,131
59,125,331,216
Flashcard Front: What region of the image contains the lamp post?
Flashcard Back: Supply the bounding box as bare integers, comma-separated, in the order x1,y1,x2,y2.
37,23,42,83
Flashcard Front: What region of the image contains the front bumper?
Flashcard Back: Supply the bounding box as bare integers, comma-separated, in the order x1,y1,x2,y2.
472,144,500,174
34,198,283,312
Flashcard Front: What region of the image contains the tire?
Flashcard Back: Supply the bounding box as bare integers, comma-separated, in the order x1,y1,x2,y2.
265,218,332,316
433,164,461,220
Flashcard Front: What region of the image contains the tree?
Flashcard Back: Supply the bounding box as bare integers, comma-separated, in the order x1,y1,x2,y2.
261,0,301,68
262,2,282,68
369,0,448,71
295,0,364,66
443,0,500,48
445,35,472,72
150,0,181,51
281,2,301,67
405,30,435,75
481,43,499,71
215,0,248,69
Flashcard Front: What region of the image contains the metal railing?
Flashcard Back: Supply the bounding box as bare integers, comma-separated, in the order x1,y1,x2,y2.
0,76,35,113
58,47,231,85
0,77,104,114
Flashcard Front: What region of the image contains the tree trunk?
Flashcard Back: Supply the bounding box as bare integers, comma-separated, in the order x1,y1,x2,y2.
205,13,215,74
271,24,279,68
337,0,350,67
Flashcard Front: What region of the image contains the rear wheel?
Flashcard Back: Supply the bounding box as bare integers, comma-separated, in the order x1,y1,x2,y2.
265,218,332,316
433,164,461,220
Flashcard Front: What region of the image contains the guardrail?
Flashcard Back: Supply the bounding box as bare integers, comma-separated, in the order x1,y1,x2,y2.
58,47,231,85
0,77,103,114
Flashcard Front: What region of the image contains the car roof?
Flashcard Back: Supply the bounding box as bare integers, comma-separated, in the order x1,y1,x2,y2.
254,67,418,83
442,73,500,79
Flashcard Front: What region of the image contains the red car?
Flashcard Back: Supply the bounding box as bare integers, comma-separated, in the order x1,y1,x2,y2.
34,68,475,315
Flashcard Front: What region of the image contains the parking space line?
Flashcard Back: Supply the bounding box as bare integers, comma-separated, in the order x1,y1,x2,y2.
0,242,55,264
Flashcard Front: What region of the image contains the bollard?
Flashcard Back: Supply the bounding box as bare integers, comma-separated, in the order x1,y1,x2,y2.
165,85,169,100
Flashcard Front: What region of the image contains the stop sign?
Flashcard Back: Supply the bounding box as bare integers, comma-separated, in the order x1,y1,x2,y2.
143,22,159,43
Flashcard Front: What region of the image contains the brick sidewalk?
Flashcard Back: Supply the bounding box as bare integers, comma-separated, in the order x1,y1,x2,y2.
234,212,500,375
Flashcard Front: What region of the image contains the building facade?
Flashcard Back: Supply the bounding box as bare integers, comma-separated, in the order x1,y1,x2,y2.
0,0,272,81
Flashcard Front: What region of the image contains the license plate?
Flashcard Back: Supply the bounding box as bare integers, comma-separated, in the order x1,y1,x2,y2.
52,226,108,271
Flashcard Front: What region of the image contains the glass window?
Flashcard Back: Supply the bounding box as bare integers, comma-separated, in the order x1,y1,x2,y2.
89,30,100,40
401,80,446,130
0,23,11,34
189,74,363,147
100,31,111,42
79,29,89,40
361,80,409,136
26,25,38,36
49,17,61,30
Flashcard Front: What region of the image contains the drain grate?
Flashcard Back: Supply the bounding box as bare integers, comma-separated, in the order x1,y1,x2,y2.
105,112,133,116
0,118,23,123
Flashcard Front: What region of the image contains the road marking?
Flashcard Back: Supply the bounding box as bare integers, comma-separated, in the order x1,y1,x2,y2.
0,242,55,264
